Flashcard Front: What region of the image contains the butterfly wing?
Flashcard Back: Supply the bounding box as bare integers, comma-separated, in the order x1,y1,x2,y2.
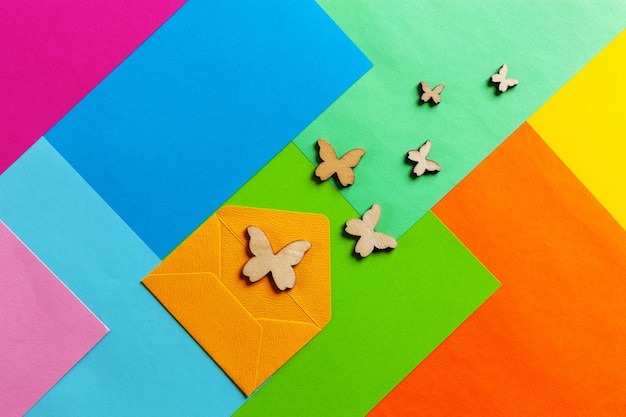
413,160,427,176
315,161,335,181
420,81,433,102
506,78,519,89
355,234,375,257
418,140,432,158
242,257,273,283
242,226,275,282
345,218,367,237
356,203,381,256
339,148,366,168
334,167,355,187
272,240,312,290
432,84,445,95
246,226,273,257
345,218,374,257
425,160,441,172
268,262,297,290
276,240,312,266
491,65,507,84
362,203,381,230
335,148,366,186
317,139,338,162
431,84,444,104
407,149,423,163
315,139,339,181
372,232,397,251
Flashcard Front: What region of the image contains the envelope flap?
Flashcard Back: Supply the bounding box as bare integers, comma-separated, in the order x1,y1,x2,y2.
256,318,320,388
141,271,262,395
216,206,331,327
150,214,221,277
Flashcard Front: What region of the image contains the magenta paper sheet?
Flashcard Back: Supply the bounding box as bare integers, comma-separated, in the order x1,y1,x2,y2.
0,0,186,173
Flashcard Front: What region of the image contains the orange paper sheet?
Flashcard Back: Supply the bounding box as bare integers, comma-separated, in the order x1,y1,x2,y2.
368,122,626,416
142,206,331,396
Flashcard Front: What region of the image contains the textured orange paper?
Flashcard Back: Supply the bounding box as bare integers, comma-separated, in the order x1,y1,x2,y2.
368,122,626,416
142,206,330,396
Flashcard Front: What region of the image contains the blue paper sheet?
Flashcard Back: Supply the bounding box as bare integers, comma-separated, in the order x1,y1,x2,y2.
45,0,370,258
0,139,246,416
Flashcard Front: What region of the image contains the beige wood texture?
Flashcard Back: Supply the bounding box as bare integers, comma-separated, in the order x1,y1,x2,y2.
407,139,441,176
491,64,519,92
419,81,445,104
242,226,312,290
345,203,397,257
315,139,366,186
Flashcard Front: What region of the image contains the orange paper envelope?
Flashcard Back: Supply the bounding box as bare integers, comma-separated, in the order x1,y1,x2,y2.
142,206,331,395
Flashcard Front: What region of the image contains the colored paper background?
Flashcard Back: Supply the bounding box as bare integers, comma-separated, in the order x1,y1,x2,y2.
0,0,185,173
45,0,371,258
529,30,626,231
222,144,499,416
0,140,248,416
368,123,626,416
294,0,626,239
1,1,624,415
0,221,108,417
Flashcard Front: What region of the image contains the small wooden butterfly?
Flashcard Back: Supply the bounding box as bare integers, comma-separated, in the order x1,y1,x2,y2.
491,64,519,93
345,203,397,257
419,81,445,104
242,226,312,291
315,139,366,187
407,140,441,176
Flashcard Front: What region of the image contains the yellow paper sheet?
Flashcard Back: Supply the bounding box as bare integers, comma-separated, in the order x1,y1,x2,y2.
529,30,626,229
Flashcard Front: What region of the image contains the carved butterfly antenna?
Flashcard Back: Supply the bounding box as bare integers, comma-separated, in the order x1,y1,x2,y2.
491,64,519,93
418,81,445,104
315,139,366,187
407,140,441,177
242,226,312,291
345,203,397,257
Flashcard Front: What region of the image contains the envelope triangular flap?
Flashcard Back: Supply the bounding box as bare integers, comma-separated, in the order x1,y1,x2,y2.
217,206,331,328
142,272,262,395
255,319,320,387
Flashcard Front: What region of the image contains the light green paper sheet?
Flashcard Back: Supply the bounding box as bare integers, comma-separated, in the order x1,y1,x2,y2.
294,0,626,238
227,143,500,416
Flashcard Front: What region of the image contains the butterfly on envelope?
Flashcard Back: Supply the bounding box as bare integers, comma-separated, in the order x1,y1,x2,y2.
407,139,441,176
491,64,519,93
345,203,397,257
242,226,312,291
315,139,366,187
418,81,445,104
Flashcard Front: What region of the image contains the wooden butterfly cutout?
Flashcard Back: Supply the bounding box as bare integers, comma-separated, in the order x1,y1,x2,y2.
315,139,366,187
242,226,312,291
345,203,397,257
419,81,445,104
491,64,519,93
407,140,441,176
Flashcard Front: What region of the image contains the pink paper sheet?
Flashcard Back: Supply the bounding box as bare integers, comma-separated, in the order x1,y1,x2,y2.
0,0,186,173
0,221,108,417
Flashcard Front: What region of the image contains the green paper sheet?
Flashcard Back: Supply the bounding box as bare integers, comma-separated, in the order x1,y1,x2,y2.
226,143,499,416
294,0,626,238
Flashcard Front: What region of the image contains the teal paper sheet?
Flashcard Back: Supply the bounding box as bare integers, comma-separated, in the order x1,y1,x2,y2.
294,0,626,238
